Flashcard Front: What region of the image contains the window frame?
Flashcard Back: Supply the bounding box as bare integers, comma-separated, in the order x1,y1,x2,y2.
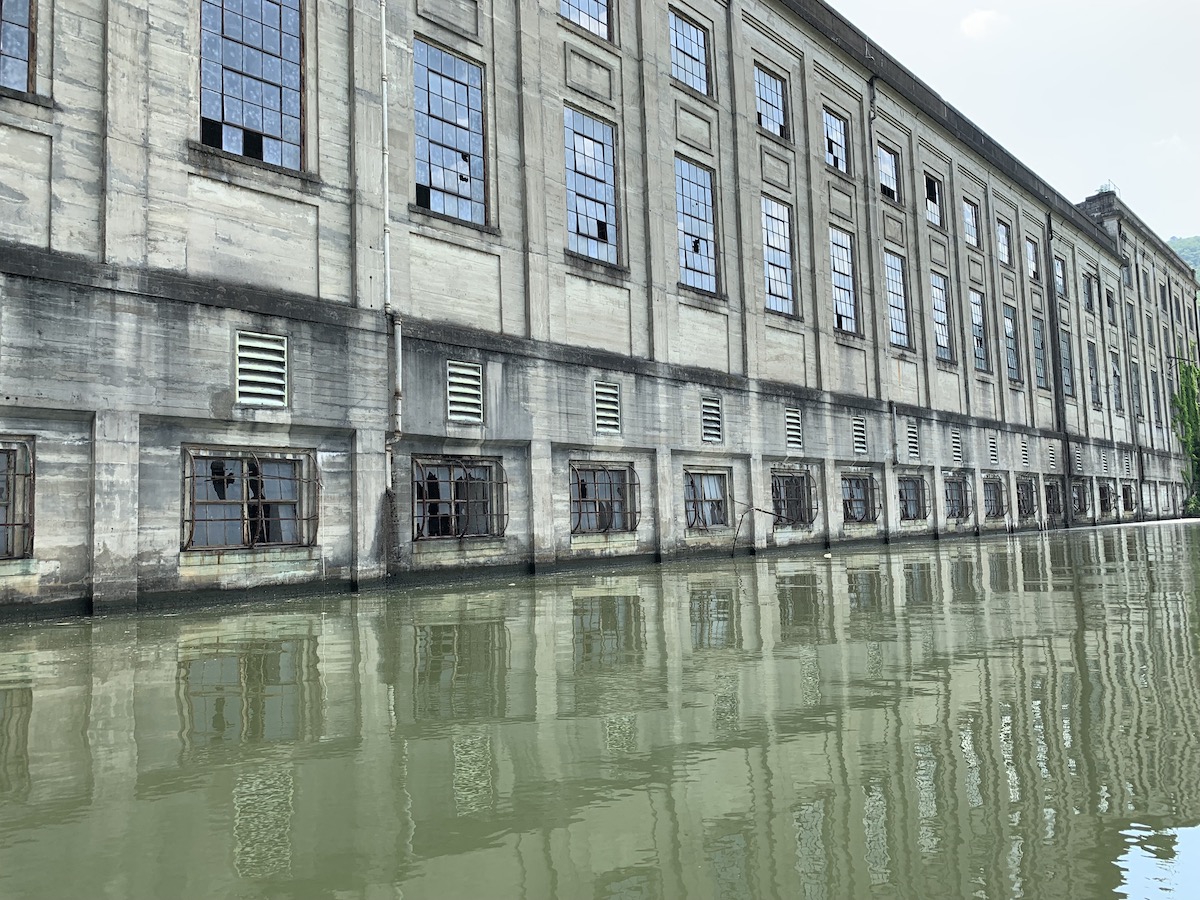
969,289,989,372
1032,316,1049,390
822,107,850,173
1087,340,1102,409
897,475,929,521
761,194,795,315
0,438,33,561
569,462,641,534
943,475,972,521
1059,328,1075,398
199,0,306,170
1016,479,1037,518
668,9,710,95
182,446,319,551
1111,351,1124,414
771,470,817,529
560,0,611,41
962,199,981,248
841,474,879,524
675,155,718,293
883,250,910,348
413,38,488,226
877,144,900,202
1002,304,1021,382
983,478,1007,519
930,271,954,363
753,64,789,139
829,226,857,334
924,174,943,227
684,468,729,530
412,456,509,540
996,219,1013,266
0,0,36,94
1053,256,1068,298
1025,237,1040,281
564,105,619,265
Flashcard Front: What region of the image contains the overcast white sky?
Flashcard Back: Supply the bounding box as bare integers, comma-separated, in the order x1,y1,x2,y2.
828,0,1200,240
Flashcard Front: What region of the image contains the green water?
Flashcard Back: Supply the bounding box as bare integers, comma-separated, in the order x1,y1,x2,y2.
1,524,1199,898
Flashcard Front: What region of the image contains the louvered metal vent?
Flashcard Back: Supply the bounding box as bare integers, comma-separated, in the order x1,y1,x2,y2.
1124,454,1132,477
1049,445,1057,470
594,381,621,434
1102,452,1109,475
907,421,920,460
852,417,868,455
236,332,288,407
447,360,484,423
701,396,722,443
1021,440,1030,469
951,429,963,465
988,434,999,466
785,407,803,453
1074,448,1083,472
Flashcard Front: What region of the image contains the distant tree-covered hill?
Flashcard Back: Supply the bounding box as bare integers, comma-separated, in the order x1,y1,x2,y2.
1169,236,1200,277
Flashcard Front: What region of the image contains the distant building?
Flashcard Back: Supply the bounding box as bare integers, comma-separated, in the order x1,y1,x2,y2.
0,0,1196,611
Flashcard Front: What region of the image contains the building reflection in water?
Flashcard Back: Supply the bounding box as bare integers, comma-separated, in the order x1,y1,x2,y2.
0,526,1199,897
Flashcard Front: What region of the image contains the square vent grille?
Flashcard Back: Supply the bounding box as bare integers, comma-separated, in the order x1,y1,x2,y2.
701,396,723,443
447,360,484,423
594,381,621,434
236,332,287,407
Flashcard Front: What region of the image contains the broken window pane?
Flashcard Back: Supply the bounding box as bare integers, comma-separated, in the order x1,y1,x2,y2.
570,464,639,533
185,449,316,549
412,457,507,539
823,108,848,172
771,471,815,528
564,108,618,264
684,471,727,528
878,145,899,201
754,66,788,138
924,175,942,227
675,157,717,292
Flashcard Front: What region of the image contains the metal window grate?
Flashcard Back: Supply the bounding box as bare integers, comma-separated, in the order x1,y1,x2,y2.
1021,440,1030,469
852,416,868,455
983,479,1007,519
0,442,34,560
412,457,507,539
570,463,640,533
785,407,803,453
988,434,999,467
772,471,817,528
594,381,621,434
907,421,920,460
236,332,288,407
944,477,971,520
897,476,928,521
447,360,484,424
951,429,963,465
684,470,727,529
841,474,878,523
701,395,722,443
1017,479,1037,517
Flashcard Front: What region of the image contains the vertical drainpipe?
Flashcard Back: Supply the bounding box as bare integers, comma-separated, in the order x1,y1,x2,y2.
1043,211,1073,528
380,0,401,441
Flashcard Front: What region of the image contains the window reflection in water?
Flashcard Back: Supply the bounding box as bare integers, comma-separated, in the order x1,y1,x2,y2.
706,823,753,900
793,797,829,900
564,596,651,719
690,587,740,650
414,624,508,721
452,730,495,818
0,686,31,799
572,597,644,669
778,573,832,645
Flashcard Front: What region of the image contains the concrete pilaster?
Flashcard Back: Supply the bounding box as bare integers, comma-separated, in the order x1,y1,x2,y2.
91,409,140,612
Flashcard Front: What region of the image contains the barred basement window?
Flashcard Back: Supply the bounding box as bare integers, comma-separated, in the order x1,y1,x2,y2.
852,416,868,455
878,145,900,201
988,433,999,467
1032,316,1048,389
962,200,980,247
412,457,508,539
944,476,971,520
924,174,943,227
1046,483,1062,516
182,448,318,550
447,360,484,424
841,474,878,523
675,157,717,292
684,470,727,529
414,40,486,225
785,407,803,453
1003,305,1021,382
762,196,795,314
1099,482,1114,514
668,10,709,94
1017,479,1037,518
897,476,928,521
951,429,963,465
236,332,287,407
0,440,33,559
0,0,34,92
200,0,304,169
830,226,857,333
983,479,1006,519
1071,481,1089,515
772,471,816,528
969,289,988,371
907,420,920,460
594,381,621,434
560,0,609,40
1025,237,1040,281
565,107,618,264
570,463,640,533
884,251,910,347
930,272,954,362
1122,482,1136,511
701,395,722,443
996,220,1012,266
823,108,849,172
754,65,788,138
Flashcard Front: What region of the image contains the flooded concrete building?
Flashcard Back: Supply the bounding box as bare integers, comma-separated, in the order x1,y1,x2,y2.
0,0,1197,610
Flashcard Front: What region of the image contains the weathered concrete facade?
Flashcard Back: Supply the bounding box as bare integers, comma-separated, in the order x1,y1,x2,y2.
0,0,1196,609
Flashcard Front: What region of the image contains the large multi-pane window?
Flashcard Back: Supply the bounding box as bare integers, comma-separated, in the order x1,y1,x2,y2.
924,175,943,226
996,220,1012,265
570,464,639,533
1082,274,1095,312
684,470,727,528
772,471,815,528
564,108,617,264
560,0,609,40
878,145,900,201
1111,351,1124,413
0,441,32,559
414,40,486,225
413,457,508,539
183,448,318,549
969,289,988,371
829,227,857,333
0,0,33,92
1087,341,1102,408
884,251,909,347
823,108,849,172
1053,256,1068,298
675,157,717,292
1025,237,1040,280
1003,304,1021,381
753,66,788,138
1151,370,1162,424
761,196,794,314
1131,360,1143,417
200,0,304,169
930,272,953,362
669,10,709,94
962,200,980,247
1060,329,1075,397
1032,316,1048,389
